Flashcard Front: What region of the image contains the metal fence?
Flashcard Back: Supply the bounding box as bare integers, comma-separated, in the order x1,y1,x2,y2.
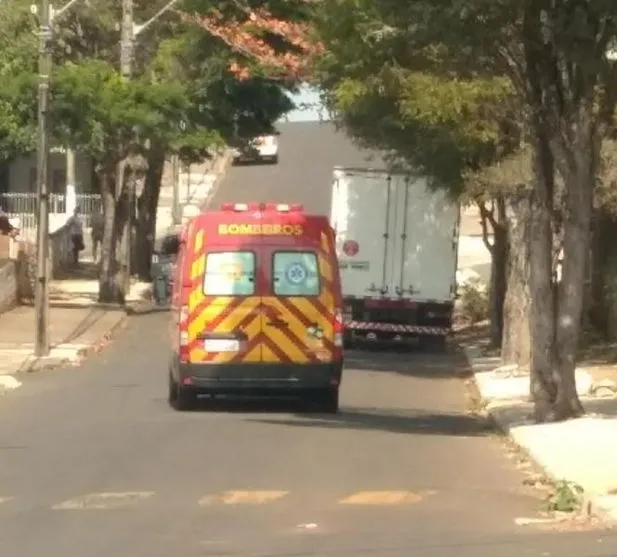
0,192,102,241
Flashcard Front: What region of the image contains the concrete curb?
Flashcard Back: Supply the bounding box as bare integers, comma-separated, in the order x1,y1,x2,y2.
463,346,617,524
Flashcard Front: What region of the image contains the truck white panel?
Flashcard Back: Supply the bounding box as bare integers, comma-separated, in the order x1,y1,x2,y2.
330,168,459,304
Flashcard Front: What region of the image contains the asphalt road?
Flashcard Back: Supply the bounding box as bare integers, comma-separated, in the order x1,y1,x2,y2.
1,121,615,556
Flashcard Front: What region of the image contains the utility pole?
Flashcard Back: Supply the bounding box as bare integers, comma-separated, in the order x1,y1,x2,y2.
120,0,134,293
34,0,52,357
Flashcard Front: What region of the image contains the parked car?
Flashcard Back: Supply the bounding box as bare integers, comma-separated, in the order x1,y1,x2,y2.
231,134,279,165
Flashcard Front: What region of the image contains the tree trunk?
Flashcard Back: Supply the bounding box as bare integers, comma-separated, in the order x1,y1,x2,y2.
501,192,531,368
135,148,165,280
552,115,596,420
488,198,508,349
528,128,559,423
98,169,125,304
116,159,133,295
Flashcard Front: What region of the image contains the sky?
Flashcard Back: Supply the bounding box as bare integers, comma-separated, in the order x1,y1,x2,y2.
280,84,330,122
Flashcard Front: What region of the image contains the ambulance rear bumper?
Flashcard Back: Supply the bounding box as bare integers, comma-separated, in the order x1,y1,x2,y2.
174,360,343,394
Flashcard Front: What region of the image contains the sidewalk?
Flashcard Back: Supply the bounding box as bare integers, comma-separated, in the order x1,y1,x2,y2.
156,150,232,240
0,262,152,394
464,342,617,523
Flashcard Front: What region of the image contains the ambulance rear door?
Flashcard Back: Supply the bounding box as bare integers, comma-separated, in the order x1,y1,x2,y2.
259,211,337,366
185,210,264,365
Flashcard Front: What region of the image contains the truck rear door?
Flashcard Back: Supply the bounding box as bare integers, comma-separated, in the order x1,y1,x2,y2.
330,168,392,298
390,176,459,302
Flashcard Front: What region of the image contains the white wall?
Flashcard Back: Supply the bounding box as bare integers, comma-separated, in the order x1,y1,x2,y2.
8,150,94,194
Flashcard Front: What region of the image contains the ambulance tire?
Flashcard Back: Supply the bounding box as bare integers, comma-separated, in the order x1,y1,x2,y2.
168,372,197,411
314,387,339,414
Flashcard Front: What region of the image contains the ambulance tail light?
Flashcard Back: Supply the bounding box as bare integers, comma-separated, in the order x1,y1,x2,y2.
179,305,190,362
333,308,344,351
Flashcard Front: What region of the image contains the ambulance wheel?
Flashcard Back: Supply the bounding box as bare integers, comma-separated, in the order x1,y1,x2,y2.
315,387,339,414
168,372,197,411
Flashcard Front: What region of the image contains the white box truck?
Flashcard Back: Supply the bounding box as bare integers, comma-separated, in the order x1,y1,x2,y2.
329,167,460,347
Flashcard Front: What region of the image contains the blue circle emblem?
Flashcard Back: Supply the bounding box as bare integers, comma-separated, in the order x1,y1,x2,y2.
285,262,307,285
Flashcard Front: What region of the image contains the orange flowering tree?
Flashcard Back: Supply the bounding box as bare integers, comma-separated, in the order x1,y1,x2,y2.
181,2,323,81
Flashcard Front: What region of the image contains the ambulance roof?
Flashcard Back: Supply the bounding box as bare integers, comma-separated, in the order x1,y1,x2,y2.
191,202,331,247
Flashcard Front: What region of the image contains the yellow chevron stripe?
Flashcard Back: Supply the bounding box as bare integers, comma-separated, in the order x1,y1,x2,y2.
320,232,330,253
190,253,206,281
241,342,262,362
286,297,334,340
209,311,262,363
261,342,281,362
260,302,309,363
187,296,235,341
266,297,309,345
193,229,204,253
318,254,333,283
213,296,261,333
188,282,204,310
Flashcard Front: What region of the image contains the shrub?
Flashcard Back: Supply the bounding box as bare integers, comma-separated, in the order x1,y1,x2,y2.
459,278,489,324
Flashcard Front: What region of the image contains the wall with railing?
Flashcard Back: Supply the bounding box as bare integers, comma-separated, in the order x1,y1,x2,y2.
0,258,17,314
0,218,81,316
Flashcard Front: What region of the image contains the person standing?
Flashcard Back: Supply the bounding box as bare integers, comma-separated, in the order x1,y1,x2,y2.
67,206,84,264
90,207,104,263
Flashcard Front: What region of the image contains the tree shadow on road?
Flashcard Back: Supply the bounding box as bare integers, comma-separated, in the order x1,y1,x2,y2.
344,344,474,381
247,406,492,437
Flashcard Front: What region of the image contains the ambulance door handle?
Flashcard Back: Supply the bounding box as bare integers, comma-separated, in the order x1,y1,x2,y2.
267,319,288,327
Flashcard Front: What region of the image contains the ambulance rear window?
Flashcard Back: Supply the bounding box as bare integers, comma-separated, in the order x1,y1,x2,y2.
273,251,320,296
204,251,255,296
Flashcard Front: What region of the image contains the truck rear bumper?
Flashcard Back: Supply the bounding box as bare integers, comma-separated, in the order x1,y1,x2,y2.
345,321,448,336
342,297,453,338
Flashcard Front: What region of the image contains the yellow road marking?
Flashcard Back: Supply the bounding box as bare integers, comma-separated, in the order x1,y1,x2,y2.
339,491,424,505
52,491,155,510
199,490,288,505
